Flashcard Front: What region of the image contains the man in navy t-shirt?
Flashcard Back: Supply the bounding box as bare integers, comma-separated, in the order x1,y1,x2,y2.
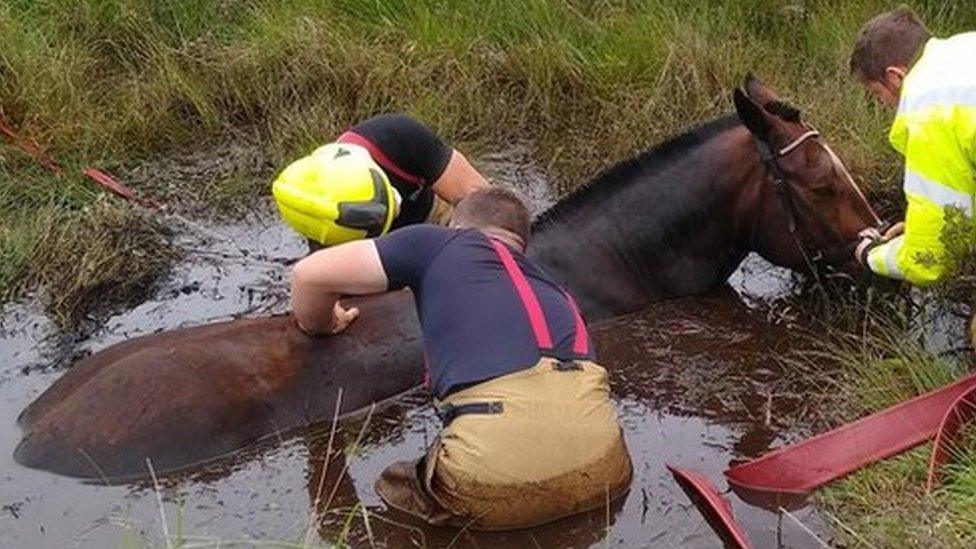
291,187,631,530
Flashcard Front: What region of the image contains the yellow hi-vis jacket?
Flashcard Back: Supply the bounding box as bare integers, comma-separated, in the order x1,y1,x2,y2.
867,33,976,285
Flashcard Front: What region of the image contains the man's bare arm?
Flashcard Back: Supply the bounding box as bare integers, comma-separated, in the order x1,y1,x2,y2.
431,150,489,204
291,240,389,336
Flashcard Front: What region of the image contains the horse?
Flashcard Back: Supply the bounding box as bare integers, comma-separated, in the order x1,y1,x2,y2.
14,77,882,480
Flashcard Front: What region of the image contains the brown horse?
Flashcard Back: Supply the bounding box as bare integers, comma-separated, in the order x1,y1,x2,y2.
14,78,882,480
529,76,882,317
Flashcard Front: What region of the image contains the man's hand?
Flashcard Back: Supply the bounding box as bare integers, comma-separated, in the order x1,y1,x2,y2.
330,301,361,334
854,227,883,267
883,221,905,240
291,240,388,336
854,236,877,266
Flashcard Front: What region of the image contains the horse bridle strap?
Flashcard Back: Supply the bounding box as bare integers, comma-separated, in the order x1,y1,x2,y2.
753,128,828,271
777,129,820,156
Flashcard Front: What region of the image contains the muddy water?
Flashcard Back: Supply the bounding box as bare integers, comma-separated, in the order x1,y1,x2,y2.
1,157,829,548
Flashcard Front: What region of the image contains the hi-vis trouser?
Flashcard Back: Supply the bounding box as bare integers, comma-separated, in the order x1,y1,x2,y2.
375,238,633,530
866,33,976,285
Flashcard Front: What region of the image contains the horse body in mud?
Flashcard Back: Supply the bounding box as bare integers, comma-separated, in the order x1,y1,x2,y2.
16,292,423,480
15,79,881,480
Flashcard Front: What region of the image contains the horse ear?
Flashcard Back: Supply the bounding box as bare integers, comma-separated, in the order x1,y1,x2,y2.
744,74,782,107
733,88,769,140
744,73,761,94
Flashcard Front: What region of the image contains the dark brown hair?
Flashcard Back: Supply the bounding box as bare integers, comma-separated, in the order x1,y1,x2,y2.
850,5,930,81
451,186,531,245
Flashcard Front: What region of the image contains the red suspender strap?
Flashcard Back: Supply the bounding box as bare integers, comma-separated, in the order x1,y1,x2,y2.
490,237,589,356
490,239,553,349
337,131,426,187
561,289,589,355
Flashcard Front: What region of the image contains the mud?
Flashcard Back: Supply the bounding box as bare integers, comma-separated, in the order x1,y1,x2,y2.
1,151,833,548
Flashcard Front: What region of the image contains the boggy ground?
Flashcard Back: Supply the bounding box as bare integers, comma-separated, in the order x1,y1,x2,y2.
2,179,974,548
2,197,836,548
4,1,976,546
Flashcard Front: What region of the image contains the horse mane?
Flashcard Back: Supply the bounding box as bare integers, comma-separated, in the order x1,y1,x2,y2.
532,114,741,228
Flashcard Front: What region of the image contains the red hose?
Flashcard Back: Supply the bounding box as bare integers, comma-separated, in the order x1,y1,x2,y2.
1,113,153,207
668,465,752,548
672,374,976,547
926,383,976,492
724,373,976,495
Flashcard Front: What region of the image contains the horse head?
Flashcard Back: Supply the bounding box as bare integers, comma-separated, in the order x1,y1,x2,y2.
733,76,884,275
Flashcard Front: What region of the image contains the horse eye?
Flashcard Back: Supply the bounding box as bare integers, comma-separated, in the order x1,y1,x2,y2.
811,185,835,197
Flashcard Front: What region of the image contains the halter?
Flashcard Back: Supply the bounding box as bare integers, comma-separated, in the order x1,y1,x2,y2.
753,126,889,279
752,127,832,276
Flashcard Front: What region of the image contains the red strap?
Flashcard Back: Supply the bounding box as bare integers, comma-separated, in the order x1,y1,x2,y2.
0,113,64,174
561,289,589,355
1,113,157,208
337,131,425,187
490,239,553,349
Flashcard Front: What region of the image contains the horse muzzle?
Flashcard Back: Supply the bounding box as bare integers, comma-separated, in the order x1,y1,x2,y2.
820,220,891,277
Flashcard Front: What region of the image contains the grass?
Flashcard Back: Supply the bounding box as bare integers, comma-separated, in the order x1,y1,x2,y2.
788,309,976,548
3,0,975,322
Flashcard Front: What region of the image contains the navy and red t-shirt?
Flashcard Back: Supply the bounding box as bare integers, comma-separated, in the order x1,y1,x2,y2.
338,114,453,229
374,225,596,399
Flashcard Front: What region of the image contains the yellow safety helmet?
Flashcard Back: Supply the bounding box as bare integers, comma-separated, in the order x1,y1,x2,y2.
272,143,399,246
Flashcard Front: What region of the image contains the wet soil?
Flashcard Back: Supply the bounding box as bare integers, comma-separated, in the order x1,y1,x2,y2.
1,153,831,548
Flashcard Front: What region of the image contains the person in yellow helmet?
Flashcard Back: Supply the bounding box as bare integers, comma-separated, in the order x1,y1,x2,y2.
273,114,488,250
850,7,976,284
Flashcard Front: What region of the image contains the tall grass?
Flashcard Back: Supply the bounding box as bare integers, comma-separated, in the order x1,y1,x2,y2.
3,1,975,319
790,314,976,547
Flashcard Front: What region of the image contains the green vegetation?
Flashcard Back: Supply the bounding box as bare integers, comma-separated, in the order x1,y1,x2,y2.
795,316,975,548
3,0,974,320
801,203,976,547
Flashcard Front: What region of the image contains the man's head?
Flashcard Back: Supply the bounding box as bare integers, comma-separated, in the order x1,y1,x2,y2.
850,6,930,109
450,187,531,250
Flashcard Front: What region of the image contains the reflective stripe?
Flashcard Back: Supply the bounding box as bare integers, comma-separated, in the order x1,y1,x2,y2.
884,237,905,280
899,86,976,114
867,236,906,280
867,242,889,276
904,171,973,213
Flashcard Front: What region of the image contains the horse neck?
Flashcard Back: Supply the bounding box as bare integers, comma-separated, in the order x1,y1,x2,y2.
528,122,761,317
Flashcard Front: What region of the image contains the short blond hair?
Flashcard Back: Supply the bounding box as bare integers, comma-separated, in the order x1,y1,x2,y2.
850,6,930,81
